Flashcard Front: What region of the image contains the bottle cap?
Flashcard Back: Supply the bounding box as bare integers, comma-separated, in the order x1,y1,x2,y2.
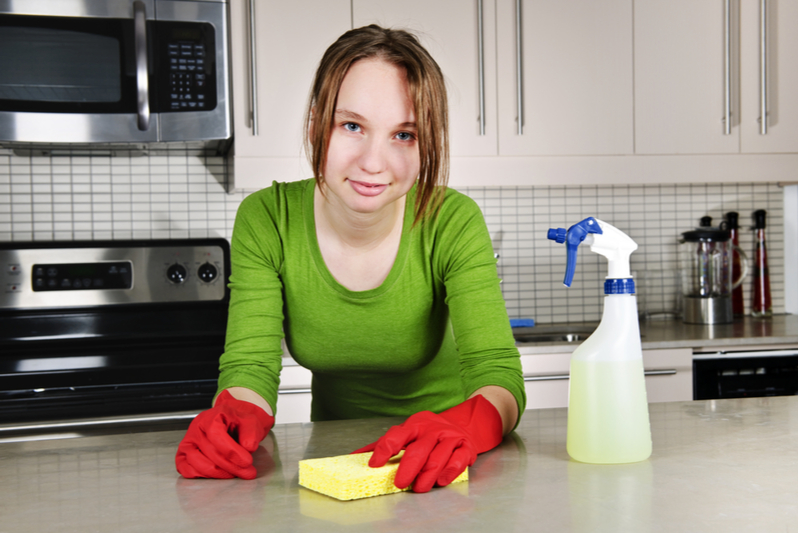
752,209,767,229
605,278,635,294
725,212,740,230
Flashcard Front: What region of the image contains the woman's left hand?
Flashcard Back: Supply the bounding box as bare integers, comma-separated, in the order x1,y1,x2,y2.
351,395,504,493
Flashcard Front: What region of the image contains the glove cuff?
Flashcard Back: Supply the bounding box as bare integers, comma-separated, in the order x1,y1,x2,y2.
216,389,275,432
439,394,504,454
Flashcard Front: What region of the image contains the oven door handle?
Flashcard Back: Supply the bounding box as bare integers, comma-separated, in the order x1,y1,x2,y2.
134,1,151,131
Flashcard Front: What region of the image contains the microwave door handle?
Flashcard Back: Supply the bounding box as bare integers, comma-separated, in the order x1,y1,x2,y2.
134,0,151,131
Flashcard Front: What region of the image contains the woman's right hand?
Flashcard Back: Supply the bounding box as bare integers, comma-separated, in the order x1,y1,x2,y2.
176,389,274,479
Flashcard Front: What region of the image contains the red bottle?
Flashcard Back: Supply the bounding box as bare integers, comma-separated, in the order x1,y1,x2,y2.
725,212,744,315
751,209,772,317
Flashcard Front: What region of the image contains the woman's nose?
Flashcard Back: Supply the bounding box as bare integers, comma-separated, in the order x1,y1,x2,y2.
357,137,388,175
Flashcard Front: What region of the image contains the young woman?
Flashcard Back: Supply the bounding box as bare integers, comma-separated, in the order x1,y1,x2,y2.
176,25,526,493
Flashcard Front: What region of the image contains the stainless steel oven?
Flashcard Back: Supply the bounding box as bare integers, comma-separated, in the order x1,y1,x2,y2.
0,0,231,145
0,239,230,424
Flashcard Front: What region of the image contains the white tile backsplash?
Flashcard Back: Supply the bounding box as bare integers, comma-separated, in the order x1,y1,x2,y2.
0,149,788,323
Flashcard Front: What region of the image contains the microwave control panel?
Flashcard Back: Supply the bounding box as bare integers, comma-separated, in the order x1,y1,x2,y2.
158,22,218,112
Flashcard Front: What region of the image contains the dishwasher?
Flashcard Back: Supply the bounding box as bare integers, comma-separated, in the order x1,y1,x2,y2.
693,348,798,400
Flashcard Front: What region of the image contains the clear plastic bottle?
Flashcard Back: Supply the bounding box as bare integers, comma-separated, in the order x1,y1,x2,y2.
548,218,652,464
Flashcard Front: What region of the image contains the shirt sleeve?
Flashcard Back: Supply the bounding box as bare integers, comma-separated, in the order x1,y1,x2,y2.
216,186,285,413
432,191,527,423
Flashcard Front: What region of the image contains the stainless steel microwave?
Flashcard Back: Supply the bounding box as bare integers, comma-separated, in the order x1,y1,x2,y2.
0,0,231,145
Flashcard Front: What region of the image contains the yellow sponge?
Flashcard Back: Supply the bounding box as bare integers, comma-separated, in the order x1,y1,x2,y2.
298,451,468,501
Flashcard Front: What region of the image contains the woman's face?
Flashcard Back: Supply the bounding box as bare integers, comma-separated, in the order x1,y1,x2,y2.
321,58,420,217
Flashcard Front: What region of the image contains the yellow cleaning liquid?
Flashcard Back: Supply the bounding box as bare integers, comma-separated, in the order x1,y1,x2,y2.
567,358,652,464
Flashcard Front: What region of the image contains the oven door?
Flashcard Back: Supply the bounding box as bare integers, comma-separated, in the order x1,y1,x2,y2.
0,1,159,143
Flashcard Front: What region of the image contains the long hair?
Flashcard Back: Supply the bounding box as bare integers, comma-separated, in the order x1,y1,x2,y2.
304,25,449,225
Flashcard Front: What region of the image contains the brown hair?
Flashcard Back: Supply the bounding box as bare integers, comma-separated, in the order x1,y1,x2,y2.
304,25,449,225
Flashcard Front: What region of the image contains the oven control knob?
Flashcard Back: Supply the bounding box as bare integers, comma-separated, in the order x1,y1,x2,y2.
197,262,218,283
166,263,187,284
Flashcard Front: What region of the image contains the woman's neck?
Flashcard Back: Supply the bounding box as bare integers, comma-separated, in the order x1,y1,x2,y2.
314,183,405,250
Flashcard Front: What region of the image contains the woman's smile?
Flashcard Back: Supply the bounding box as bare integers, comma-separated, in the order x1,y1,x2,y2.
348,179,389,197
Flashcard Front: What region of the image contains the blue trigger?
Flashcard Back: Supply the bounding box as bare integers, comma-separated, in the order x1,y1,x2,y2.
547,217,603,287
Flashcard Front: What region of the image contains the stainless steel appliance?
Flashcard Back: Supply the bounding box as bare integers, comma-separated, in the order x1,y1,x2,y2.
679,226,748,324
0,239,229,423
693,348,798,400
0,0,231,146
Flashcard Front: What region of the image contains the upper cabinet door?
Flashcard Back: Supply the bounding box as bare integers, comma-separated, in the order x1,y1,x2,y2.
230,0,351,160
740,0,798,153
634,0,740,154
352,0,499,157
496,0,634,156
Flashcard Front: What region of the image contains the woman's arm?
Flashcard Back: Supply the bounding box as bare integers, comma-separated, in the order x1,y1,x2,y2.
223,387,274,416
471,385,518,435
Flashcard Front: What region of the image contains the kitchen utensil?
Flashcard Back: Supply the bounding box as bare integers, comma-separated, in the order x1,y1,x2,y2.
679,221,749,324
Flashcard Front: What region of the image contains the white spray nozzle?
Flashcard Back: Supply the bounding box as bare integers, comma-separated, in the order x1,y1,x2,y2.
547,217,638,288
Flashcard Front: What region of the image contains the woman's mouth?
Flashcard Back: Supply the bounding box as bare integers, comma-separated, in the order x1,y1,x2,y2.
348,179,388,197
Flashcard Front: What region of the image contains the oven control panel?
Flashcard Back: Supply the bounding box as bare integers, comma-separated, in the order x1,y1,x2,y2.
0,240,229,310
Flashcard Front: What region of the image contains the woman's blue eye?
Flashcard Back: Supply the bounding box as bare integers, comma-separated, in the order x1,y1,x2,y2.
396,132,413,141
344,122,360,132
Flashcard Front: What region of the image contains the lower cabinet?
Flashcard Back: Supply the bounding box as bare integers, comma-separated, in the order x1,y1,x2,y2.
275,364,312,425
521,348,694,410
274,348,694,423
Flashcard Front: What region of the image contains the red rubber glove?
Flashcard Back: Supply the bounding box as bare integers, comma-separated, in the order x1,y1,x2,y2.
176,390,274,480
352,395,504,493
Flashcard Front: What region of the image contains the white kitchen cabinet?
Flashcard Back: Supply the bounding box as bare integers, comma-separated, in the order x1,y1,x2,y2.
739,0,798,153
520,348,694,409
228,0,350,189
275,364,313,425
634,0,797,156
353,0,499,157
495,0,634,156
354,0,633,158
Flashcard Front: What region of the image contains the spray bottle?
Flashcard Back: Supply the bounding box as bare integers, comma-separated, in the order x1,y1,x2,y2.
547,217,652,464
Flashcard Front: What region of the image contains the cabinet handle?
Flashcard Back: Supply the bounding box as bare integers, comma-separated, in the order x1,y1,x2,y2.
278,388,312,395
524,374,569,382
248,0,259,136
515,0,524,135
523,369,677,382
133,1,150,132
723,0,732,135
644,369,678,377
759,0,768,135
477,0,486,135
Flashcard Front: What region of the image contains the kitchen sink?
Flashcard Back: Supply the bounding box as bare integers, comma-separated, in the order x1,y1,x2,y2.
512,325,597,345
513,323,644,345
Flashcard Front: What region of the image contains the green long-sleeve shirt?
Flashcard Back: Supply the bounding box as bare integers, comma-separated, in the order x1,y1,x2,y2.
217,178,526,422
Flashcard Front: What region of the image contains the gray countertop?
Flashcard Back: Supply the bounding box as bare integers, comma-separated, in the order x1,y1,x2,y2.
516,314,798,354
2,396,796,532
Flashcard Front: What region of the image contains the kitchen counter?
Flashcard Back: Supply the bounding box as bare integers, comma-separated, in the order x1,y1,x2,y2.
1,396,796,532
516,314,798,355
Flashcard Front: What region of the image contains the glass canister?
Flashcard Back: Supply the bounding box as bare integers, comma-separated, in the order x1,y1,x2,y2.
679,227,748,324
